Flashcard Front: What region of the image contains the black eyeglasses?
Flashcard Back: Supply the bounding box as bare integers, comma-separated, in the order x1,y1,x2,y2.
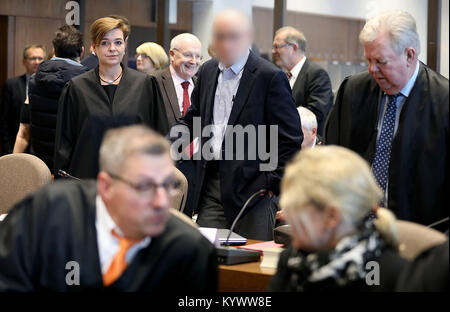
106,172,181,198
272,43,293,50
172,48,203,61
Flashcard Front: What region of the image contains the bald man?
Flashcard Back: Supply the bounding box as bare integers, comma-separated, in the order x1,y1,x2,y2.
153,33,202,127
152,33,202,218
171,10,302,240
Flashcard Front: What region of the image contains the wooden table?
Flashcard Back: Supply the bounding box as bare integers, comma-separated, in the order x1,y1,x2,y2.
218,240,277,292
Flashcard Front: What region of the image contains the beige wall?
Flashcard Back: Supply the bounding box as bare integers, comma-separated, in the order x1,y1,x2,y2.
253,7,366,64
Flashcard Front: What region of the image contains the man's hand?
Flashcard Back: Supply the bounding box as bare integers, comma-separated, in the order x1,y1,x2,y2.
276,209,285,222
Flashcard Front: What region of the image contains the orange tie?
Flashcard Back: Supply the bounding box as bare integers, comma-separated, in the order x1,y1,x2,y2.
103,230,141,286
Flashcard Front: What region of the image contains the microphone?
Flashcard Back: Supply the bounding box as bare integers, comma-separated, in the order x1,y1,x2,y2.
58,169,82,181
216,189,267,265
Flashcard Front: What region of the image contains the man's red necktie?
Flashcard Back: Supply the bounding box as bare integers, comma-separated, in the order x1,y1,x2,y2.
181,81,190,116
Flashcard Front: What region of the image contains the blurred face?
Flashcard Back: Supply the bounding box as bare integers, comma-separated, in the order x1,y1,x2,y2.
136,54,156,74
170,39,202,80
94,28,127,68
98,153,174,239
301,126,317,149
23,48,45,74
364,32,416,95
285,204,340,252
272,33,295,70
212,14,252,68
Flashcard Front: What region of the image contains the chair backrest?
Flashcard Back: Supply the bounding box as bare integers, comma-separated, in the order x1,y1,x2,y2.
0,153,52,214
169,208,198,228
171,166,188,212
397,220,447,259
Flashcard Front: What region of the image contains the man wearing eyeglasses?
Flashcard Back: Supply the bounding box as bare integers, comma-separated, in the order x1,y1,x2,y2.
0,125,217,291
0,44,46,155
153,33,202,128
272,27,333,136
153,33,202,219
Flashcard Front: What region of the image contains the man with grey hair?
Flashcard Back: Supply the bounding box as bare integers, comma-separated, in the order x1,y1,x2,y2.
172,9,302,240
0,125,217,291
273,26,333,135
297,106,321,149
326,10,448,229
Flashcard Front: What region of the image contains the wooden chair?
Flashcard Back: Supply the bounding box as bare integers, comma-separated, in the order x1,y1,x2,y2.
170,166,188,212
397,220,447,259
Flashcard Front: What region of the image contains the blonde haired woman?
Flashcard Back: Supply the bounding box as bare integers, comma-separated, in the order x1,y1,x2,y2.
268,146,407,292
135,42,168,74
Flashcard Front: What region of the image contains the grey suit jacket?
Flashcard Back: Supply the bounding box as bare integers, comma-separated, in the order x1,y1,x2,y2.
153,67,197,128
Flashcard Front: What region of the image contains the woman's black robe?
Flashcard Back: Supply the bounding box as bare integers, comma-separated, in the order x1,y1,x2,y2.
54,66,169,179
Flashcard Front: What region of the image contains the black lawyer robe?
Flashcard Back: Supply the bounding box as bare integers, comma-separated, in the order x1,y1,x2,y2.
54,66,169,179
0,180,217,292
325,63,449,227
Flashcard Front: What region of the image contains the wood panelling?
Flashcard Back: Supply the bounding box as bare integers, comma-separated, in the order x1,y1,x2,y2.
1,0,193,78
14,16,66,76
253,7,366,64
0,0,67,19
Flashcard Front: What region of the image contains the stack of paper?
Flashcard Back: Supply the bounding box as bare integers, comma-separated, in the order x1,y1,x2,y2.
260,247,284,269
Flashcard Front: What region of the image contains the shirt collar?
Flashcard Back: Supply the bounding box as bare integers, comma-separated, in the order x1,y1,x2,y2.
399,61,420,97
51,56,83,67
289,56,306,80
218,49,250,75
170,64,193,86
96,195,123,236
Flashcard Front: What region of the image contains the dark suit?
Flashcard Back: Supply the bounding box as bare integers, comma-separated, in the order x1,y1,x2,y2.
152,67,183,128
174,51,303,240
153,67,198,217
0,180,217,291
292,59,334,135
325,63,449,227
0,74,27,154
80,53,98,70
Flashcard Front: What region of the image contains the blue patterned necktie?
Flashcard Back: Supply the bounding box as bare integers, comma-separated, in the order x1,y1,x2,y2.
372,94,399,206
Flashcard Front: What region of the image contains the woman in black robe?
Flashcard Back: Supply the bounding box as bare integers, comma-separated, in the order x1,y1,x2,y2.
54,17,169,179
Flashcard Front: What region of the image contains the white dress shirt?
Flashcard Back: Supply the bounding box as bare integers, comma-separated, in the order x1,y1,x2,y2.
287,56,307,89
95,195,151,274
170,65,194,115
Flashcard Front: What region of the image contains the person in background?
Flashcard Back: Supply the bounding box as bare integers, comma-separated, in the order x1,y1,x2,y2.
172,9,302,240
136,42,169,75
273,26,333,136
297,106,321,149
0,44,46,155
268,146,407,292
153,33,202,218
325,10,449,228
54,17,168,179
0,125,217,291
81,45,98,70
13,25,89,174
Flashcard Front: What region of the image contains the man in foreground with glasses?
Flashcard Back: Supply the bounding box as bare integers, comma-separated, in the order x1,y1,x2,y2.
0,125,217,291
